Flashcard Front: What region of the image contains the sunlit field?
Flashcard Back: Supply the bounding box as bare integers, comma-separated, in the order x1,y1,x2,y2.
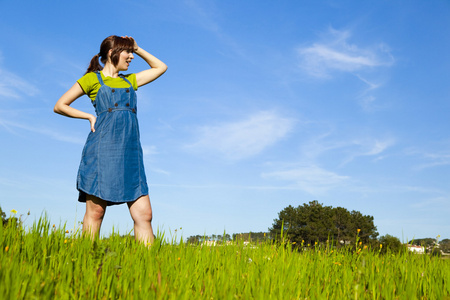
1,217,449,299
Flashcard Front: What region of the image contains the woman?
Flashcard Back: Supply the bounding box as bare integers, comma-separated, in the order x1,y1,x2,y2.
54,35,167,244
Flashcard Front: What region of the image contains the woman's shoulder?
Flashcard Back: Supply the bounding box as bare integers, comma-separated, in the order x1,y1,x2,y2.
77,72,101,95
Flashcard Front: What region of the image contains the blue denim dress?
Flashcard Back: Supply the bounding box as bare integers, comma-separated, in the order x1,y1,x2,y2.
77,72,148,205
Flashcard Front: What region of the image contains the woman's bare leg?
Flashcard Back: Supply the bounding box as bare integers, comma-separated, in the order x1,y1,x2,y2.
127,195,154,245
83,195,107,239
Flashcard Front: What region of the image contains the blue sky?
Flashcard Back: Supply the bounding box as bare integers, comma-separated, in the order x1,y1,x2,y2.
1,1,449,241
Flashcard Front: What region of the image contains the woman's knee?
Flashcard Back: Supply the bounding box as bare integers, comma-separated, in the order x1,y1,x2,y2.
85,197,107,220
128,196,153,223
134,208,152,223
87,205,106,220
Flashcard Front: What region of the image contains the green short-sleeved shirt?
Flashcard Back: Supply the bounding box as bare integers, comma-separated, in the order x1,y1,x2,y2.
77,71,138,102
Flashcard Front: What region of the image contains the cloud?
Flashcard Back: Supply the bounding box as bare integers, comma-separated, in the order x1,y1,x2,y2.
0,117,85,144
187,111,295,160
142,145,159,156
298,129,395,166
416,152,450,170
410,196,450,211
345,137,395,162
0,66,39,99
262,165,350,195
406,144,450,170
297,28,394,78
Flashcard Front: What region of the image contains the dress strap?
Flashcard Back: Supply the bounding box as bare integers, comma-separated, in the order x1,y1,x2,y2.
95,72,104,86
119,74,134,89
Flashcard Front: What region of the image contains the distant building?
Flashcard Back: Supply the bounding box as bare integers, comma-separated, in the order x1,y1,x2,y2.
202,240,216,246
407,245,425,254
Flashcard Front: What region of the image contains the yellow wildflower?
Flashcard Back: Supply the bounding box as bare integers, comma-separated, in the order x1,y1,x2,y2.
357,229,361,233
364,245,368,249
380,244,383,249
177,257,181,261
64,239,67,244
65,230,69,234
10,209,17,214
292,242,296,245
359,241,362,245
5,246,9,252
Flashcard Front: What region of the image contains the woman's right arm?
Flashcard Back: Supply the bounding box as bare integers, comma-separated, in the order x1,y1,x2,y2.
54,83,97,132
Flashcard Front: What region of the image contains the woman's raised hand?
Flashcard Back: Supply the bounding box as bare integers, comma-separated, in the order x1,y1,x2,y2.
122,36,139,52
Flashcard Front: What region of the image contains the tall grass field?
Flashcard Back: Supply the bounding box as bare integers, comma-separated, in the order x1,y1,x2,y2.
1,216,449,299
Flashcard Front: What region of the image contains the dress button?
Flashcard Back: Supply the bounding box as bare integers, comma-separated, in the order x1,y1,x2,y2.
112,89,115,93
108,108,112,112
132,108,136,113
114,103,118,107
126,89,130,93
126,103,130,107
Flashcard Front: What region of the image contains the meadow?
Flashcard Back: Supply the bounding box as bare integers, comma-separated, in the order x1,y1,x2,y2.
1,216,449,299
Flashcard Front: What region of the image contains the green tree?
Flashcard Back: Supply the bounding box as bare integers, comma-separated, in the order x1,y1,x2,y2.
270,201,378,246
349,210,379,243
333,207,351,242
439,239,450,253
232,232,270,242
378,234,405,254
408,238,435,247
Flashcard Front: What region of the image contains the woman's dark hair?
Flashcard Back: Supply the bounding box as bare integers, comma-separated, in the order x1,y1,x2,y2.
85,35,135,74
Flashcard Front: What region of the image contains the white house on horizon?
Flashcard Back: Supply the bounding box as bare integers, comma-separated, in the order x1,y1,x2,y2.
406,245,425,254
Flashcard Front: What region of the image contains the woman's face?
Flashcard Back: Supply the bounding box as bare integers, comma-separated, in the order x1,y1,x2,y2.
117,50,134,71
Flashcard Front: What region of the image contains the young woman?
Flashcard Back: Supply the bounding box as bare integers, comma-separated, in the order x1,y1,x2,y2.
54,35,167,244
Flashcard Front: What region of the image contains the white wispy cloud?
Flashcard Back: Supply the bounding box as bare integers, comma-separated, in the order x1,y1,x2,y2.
0,117,85,144
416,152,450,170
298,129,395,165
0,61,39,99
406,144,450,170
355,74,388,111
142,145,171,175
142,145,159,156
186,111,295,160
297,28,394,78
261,165,350,195
410,196,450,211
340,137,396,164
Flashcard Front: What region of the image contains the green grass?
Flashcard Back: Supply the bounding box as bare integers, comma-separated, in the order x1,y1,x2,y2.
1,217,449,299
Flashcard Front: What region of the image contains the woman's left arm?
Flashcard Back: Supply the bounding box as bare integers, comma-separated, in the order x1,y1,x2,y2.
133,40,167,87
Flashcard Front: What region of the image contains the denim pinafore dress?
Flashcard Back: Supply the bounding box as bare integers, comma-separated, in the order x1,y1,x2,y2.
77,72,148,205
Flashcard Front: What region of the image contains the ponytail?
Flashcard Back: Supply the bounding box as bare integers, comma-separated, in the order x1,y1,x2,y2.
84,35,134,74
85,54,102,74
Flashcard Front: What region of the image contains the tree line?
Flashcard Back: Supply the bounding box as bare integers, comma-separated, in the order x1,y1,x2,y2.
185,200,448,254
2,204,447,253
